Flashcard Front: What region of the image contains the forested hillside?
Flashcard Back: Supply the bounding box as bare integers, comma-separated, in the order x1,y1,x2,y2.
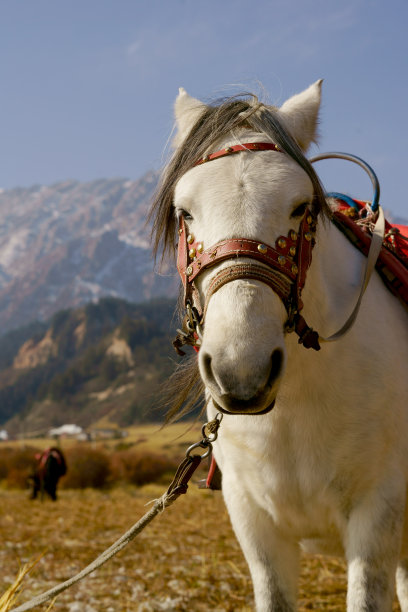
0,297,186,434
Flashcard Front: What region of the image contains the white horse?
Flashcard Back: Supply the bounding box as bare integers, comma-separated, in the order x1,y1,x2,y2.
151,81,408,610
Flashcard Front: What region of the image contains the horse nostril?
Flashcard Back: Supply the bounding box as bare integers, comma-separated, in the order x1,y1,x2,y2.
201,352,212,378
200,352,221,392
200,351,225,397
270,348,283,382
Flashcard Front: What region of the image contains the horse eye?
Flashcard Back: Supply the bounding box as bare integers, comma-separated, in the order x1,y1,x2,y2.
290,202,308,218
179,209,193,222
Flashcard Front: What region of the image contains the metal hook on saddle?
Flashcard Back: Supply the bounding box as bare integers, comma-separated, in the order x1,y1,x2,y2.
309,151,381,213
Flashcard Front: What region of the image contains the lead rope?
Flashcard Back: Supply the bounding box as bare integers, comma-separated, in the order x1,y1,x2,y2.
10,414,223,612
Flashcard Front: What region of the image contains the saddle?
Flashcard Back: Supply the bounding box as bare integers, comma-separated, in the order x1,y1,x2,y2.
37,447,67,476
332,195,408,310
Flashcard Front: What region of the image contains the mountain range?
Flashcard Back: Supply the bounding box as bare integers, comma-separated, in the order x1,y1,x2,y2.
0,173,178,334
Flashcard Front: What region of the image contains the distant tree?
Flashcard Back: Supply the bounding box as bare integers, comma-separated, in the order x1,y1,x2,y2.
0,320,47,369
120,316,151,349
100,356,124,382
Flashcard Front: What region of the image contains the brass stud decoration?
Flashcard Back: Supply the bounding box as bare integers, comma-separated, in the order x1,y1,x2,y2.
178,228,183,235
306,215,313,225
278,255,286,266
277,238,287,249
289,246,296,257
291,264,298,275
225,147,233,153
187,234,194,244
186,266,193,276
257,244,268,254
189,248,196,258
290,230,297,241
197,243,204,253
305,232,312,242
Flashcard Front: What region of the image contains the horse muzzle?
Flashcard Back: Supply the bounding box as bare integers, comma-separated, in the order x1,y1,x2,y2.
212,397,276,416
199,346,283,415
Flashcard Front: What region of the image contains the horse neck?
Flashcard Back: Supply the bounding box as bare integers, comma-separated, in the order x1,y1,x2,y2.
300,216,366,339
273,219,365,410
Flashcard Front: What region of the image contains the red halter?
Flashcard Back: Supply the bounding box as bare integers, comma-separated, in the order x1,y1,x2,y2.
173,143,320,355
194,142,282,165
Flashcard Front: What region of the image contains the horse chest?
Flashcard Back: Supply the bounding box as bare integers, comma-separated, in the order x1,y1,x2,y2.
219,420,345,539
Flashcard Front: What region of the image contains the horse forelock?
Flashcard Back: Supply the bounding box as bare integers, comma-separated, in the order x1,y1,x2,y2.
149,93,330,265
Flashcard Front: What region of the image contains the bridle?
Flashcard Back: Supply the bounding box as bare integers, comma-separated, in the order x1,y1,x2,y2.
174,142,321,354
173,142,385,356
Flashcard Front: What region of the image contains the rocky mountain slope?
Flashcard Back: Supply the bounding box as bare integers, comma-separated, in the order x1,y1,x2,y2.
0,173,178,333
0,297,184,434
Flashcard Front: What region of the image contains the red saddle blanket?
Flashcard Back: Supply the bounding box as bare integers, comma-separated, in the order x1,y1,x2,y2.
332,198,408,310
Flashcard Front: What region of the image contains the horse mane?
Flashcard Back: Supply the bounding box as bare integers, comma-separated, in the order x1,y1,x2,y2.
149,93,331,422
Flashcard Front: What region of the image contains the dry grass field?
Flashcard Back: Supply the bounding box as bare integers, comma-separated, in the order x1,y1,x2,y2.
0,424,402,611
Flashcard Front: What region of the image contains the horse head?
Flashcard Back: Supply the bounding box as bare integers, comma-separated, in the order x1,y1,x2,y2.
153,81,329,416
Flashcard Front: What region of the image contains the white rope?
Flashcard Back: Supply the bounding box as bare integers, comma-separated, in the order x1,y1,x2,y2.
11,491,175,612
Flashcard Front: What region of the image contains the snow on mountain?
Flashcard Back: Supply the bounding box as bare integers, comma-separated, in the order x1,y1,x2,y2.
0,172,178,332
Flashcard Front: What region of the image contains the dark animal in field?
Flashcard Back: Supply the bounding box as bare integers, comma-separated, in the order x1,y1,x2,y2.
29,447,67,501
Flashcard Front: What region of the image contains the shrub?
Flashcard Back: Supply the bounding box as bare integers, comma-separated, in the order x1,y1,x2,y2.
109,449,177,486
0,444,179,490
0,447,38,489
62,447,110,489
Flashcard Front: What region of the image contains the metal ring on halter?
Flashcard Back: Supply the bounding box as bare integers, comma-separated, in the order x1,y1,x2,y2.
201,412,223,443
186,413,223,459
309,152,381,213
185,440,212,459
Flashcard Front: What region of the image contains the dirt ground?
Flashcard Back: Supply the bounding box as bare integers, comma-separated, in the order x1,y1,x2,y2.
0,485,402,611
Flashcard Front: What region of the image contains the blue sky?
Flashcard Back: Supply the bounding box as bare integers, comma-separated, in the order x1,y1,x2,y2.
0,0,407,218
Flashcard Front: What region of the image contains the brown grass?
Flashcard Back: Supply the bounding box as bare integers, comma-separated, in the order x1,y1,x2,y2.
0,557,56,612
0,560,33,612
0,426,402,610
0,486,402,611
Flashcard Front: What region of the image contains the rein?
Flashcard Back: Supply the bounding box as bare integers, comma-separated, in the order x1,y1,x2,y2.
173,142,385,356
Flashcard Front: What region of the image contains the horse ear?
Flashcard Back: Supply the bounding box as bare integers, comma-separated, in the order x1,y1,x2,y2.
278,80,323,151
173,88,207,147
